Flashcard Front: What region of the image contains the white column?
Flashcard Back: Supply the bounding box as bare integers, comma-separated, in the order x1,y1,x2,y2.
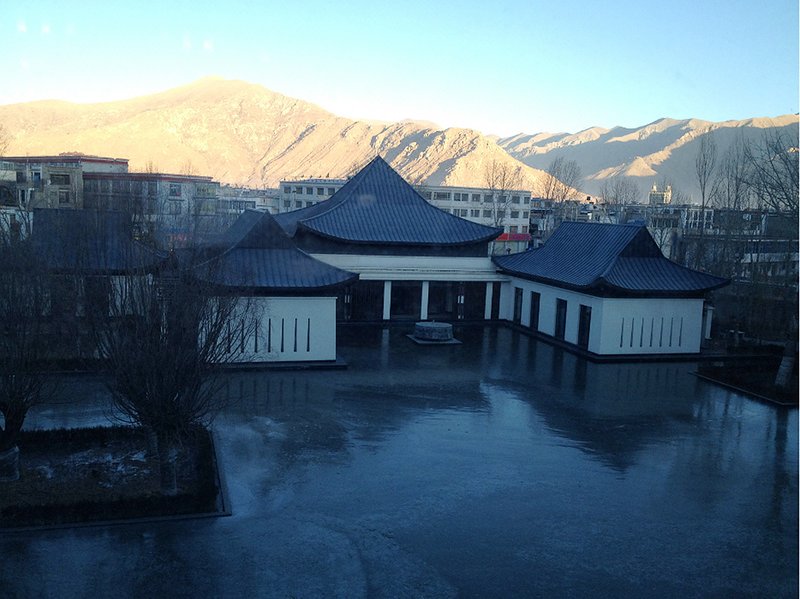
382,281,392,320
484,281,494,320
420,281,429,321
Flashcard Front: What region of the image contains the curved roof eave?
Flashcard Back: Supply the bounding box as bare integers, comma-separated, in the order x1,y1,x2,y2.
297,221,502,246
497,266,729,297
595,275,731,296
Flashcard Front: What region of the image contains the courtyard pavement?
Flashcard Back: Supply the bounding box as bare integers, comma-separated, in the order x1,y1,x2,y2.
2,325,797,598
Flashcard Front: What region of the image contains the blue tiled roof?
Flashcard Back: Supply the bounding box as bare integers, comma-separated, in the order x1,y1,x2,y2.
195,210,358,292
31,209,166,273
275,157,501,245
494,221,728,295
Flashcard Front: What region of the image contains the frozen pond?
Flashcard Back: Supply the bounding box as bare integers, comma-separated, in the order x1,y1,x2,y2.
3,325,797,597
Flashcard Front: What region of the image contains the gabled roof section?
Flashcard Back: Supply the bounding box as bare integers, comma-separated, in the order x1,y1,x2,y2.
31,209,167,274
494,221,728,296
210,209,296,250
275,156,502,245
194,210,358,292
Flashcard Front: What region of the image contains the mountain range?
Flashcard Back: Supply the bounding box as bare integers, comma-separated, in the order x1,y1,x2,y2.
1,77,796,201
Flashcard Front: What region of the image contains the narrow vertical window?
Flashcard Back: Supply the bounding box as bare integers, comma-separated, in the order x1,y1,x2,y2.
659,318,664,347
306,318,311,351
639,318,644,347
679,317,684,346
254,321,259,353
669,317,674,347
649,318,654,347
240,320,245,353
620,318,625,348
268,319,272,352
630,318,635,347
293,319,298,352
281,318,285,352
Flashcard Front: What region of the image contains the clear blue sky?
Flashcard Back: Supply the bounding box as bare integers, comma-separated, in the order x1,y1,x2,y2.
4,0,798,136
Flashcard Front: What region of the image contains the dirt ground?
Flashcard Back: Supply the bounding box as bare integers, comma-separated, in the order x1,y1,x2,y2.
1,429,213,525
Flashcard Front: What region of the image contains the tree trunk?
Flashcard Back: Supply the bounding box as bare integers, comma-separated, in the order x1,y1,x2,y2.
0,446,20,482
157,436,178,496
146,428,159,460
774,336,797,389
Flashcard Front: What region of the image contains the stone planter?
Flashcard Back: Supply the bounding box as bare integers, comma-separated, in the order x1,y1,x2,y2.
0,446,20,482
414,321,454,342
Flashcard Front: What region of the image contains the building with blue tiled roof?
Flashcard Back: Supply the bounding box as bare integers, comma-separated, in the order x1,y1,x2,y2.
276,156,507,322
493,221,729,356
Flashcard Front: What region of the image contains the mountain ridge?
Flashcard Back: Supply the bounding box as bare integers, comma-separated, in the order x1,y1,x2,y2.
1,77,796,200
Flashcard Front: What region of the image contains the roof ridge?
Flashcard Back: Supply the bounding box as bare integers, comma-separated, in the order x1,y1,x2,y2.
595,223,648,280
298,156,381,225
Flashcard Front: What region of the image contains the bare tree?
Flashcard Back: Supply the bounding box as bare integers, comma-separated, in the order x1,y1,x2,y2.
599,176,640,209
0,125,10,156
483,158,524,227
539,156,582,202
742,129,799,387
180,159,196,176
744,129,799,220
87,214,258,494
0,216,50,481
694,132,718,269
711,134,753,277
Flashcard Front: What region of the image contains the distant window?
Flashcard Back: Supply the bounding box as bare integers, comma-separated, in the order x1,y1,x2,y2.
522,225,528,233
484,194,493,203
471,209,480,217
422,191,432,200
168,200,182,215
483,210,492,218
283,200,291,208
327,187,335,195
295,200,302,208
523,197,531,205
509,225,518,233
283,186,291,193
434,191,450,201
460,209,469,217
294,186,302,194
511,211,519,219
522,211,529,219
472,193,481,201
51,173,70,185
306,201,313,207
511,195,520,204
317,187,324,195
169,183,181,197
15,171,25,183
305,187,313,195
58,190,70,204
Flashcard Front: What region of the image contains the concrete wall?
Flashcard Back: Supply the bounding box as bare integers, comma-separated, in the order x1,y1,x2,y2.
230,296,338,363
504,276,705,355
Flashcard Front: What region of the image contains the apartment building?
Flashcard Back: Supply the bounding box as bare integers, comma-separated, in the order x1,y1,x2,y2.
0,154,129,209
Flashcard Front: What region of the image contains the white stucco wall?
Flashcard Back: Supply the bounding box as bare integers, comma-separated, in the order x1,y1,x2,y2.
504,277,705,355
228,296,337,363
596,297,704,355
